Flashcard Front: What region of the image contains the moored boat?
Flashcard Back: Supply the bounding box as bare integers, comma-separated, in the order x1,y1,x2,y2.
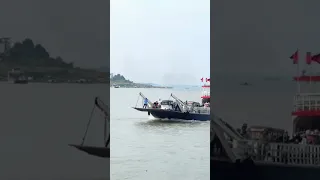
69,97,109,158
7,68,28,84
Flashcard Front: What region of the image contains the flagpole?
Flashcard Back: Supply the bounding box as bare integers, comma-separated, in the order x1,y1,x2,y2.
297,61,300,94
309,65,312,84
297,50,300,94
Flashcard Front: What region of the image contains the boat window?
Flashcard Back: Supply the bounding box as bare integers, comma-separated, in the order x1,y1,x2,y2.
250,132,262,140
187,101,194,105
294,116,320,134
193,102,200,107
161,100,173,105
248,127,285,141
202,98,210,104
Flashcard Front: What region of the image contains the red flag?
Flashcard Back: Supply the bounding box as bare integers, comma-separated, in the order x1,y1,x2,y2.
206,78,210,82
290,50,299,64
200,77,203,82
306,52,312,65
311,53,320,64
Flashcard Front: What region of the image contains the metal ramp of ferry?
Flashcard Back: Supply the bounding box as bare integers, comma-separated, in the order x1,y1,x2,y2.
170,93,187,107
211,115,248,162
170,93,189,112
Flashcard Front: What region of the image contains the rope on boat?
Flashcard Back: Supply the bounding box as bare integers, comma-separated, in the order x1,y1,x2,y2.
104,116,109,147
103,117,107,146
81,103,96,146
135,95,140,108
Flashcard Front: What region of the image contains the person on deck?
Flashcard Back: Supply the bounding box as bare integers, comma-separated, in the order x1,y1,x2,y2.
143,98,148,108
153,101,159,108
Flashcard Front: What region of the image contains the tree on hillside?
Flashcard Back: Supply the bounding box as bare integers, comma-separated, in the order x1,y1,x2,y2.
112,74,126,81
3,38,74,68
111,73,133,83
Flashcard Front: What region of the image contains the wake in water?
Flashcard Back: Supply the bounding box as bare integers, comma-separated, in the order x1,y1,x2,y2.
143,118,205,124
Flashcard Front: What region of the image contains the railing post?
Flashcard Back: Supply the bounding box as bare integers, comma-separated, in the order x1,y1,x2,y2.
302,95,304,110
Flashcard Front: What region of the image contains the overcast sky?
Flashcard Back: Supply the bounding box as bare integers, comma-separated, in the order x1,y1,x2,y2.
0,0,108,68
111,0,210,85
212,0,320,77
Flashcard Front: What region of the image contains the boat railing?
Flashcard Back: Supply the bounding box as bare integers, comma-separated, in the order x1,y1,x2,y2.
293,93,320,112
234,140,320,166
192,107,210,114
202,90,210,97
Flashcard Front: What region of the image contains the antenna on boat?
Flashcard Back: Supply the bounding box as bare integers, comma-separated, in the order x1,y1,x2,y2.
290,49,301,94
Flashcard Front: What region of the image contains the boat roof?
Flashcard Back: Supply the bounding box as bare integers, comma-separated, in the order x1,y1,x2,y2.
187,101,200,103
248,126,285,132
294,76,320,82
161,100,173,102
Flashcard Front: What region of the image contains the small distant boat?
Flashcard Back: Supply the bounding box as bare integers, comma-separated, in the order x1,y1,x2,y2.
240,82,251,86
114,85,120,88
69,97,109,158
7,68,28,84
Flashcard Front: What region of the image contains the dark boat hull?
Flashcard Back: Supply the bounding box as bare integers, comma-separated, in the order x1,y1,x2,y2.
69,144,110,158
211,159,320,180
13,80,28,84
133,107,209,121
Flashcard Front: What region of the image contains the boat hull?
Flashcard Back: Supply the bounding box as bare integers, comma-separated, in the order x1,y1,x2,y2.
14,80,28,84
69,144,110,158
211,158,320,180
133,107,209,121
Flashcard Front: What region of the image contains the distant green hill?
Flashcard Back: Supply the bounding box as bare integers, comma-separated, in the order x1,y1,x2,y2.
1,38,73,68
110,73,132,83
0,38,107,82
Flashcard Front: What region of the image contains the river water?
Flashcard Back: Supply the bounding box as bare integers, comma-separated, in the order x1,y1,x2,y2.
110,88,210,180
0,80,297,179
0,83,109,179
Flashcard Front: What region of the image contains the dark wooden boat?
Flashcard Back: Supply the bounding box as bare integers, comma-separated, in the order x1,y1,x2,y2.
69,97,110,158
69,144,110,158
133,107,210,121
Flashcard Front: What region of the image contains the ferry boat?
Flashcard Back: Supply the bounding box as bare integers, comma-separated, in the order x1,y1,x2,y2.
69,97,109,158
7,68,28,84
210,67,320,179
133,78,210,121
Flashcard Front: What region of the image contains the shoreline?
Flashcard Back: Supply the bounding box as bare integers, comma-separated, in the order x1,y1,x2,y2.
0,81,172,88
111,87,173,89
